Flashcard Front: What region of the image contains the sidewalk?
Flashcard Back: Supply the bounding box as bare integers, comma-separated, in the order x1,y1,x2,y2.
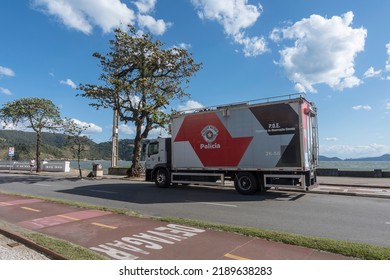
312,176,390,199
317,176,390,188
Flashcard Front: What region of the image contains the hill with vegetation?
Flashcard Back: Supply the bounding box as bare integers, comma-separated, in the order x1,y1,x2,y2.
0,130,137,161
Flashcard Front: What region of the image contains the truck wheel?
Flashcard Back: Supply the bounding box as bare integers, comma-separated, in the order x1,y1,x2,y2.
234,172,258,195
154,168,171,188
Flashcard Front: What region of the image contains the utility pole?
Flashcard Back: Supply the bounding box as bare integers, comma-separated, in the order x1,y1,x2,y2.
111,108,119,167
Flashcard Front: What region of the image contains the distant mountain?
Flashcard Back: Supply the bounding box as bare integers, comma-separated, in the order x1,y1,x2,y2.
320,154,390,162
0,130,139,161
319,155,342,161
344,154,390,162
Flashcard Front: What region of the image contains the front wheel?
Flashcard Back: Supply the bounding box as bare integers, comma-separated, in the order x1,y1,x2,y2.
154,168,171,188
234,172,259,195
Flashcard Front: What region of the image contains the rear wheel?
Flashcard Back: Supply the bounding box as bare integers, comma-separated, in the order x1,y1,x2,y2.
234,172,258,195
154,168,171,188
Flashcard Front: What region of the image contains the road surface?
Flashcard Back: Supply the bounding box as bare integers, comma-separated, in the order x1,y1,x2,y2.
0,173,389,247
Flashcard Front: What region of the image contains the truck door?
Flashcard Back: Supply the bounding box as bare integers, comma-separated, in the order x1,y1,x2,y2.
145,138,170,171
302,104,319,169
145,141,160,171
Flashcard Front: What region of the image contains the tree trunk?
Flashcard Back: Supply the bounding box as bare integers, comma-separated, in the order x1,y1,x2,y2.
128,122,144,177
35,131,41,172
77,158,82,178
129,134,143,177
77,146,82,178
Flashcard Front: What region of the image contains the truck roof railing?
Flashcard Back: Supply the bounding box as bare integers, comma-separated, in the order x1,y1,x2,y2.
176,93,306,115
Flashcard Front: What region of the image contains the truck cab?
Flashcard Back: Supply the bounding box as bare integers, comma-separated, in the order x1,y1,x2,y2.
145,138,172,187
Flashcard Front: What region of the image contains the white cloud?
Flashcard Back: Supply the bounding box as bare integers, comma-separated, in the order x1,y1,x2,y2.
177,100,204,111
364,67,382,79
386,42,390,78
147,127,170,138
234,32,267,57
1,121,19,130
71,118,103,133
364,42,390,80
385,102,390,110
137,14,171,35
176,43,191,50
325,137,339,142
0,121,33,131
272,11,367,93
60,78,77,89
320,144,390,159
192,0,261,35
0,66,15,77
352,105,372,111
191,0,267,57
32,0,170,35
118,123,169,138
32,0,136,34
134,0,156,14
118,124,135,135
0,87,12,95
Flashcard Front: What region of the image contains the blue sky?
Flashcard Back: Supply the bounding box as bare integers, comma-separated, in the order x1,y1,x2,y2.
1,0,390,159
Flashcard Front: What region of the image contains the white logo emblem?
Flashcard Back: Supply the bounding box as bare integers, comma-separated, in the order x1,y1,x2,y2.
201,125,219,143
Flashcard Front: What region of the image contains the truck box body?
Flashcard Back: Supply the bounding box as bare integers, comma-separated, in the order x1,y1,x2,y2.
145,95,318,194
172,97,318,172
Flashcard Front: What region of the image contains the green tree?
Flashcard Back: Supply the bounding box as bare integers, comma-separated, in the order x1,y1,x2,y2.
62,118,91,178
79,25,202,177
0,98,62,172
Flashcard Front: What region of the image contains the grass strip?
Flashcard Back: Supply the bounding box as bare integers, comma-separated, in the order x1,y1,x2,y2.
2,191,390,260
24,232,107,260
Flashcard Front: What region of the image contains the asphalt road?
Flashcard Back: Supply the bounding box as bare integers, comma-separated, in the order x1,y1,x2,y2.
1,173,389,247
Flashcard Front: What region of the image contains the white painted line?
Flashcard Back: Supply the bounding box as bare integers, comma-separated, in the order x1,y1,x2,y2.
200,202,237,208
90,189,118,194
33,183,52,187
386,222,390,225
185,200,238,208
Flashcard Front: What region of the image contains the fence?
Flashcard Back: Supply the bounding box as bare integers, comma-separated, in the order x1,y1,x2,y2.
0,161,70,172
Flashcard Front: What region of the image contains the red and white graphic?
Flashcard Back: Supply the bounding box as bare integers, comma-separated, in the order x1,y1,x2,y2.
174,112,253,167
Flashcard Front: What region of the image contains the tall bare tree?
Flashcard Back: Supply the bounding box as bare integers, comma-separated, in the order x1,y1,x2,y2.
79,25,202,177
0,98,62,172
62,118,91,178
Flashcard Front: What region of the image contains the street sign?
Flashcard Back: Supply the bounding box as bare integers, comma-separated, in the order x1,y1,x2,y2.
8,147,15,157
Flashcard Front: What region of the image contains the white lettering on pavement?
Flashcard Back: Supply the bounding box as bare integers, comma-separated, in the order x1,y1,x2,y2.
90,224,205,260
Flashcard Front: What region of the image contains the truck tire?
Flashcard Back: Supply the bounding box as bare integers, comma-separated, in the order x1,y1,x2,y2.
154,168,171,188
234,172,258,195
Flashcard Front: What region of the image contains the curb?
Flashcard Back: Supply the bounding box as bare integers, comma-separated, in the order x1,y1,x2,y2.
0,227,67,260
308,190,390,200
319,183,390,189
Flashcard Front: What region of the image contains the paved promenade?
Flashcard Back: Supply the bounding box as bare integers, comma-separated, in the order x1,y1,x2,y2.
315,176,390,199
0,170,389,260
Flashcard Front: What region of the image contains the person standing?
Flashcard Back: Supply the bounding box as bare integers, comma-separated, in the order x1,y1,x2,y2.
30,158,35,173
